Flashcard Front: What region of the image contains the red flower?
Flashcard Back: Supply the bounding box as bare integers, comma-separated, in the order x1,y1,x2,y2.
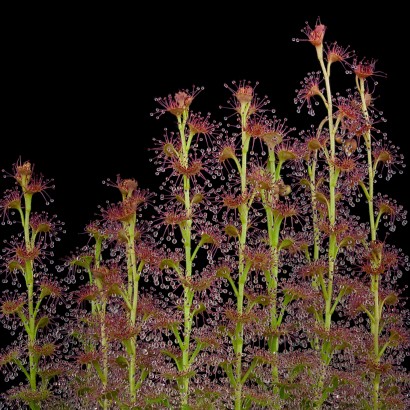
301,19,326,47
326,42,353,66
353,57,386,82
154,87,203,118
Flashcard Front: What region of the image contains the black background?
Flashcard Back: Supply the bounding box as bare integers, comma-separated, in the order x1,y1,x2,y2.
3,9,408,251
2,6,409,370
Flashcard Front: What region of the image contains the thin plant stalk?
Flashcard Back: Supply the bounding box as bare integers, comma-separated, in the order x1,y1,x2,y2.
357,76,381,410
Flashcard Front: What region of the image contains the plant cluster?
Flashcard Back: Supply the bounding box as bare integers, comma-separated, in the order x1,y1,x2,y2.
1,19,409,410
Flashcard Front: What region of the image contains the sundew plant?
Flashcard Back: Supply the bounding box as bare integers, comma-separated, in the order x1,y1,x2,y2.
1,18,409,410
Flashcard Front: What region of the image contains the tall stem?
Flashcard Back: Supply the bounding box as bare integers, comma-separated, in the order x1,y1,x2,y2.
177,115,194,409
100,301,108,410
22,191,40,410
233,108,251,410
127,213,139,404
358,77,380,410
23,193,38,391
309,153,320,262
265,203,282,410
314,46,338,409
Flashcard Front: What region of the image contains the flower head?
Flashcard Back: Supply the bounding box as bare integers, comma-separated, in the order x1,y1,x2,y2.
301,19,326,47
326,42,353,66
375,194,407,231
223,80,270,117
353,58,378,79
12,159,33,186
243,245,272,271
187,112,220,144
353,57,387,86
1,293,26,316
0,190,22,223
154,86,203,118
104,175,138,198
295,72,324,116
372,140,405,181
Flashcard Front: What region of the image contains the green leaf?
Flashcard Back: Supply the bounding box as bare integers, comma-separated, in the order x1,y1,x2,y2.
254,294,271,306
8,260,23,272
216,266,231,278
193,303,206,316
115,356,128,368
339,236,355,248
122,339,132,356
315,191,328,204
70,255,93,269
321,376,339,402
191,193,203,204
101,390,118,401
74,381,94,397
159,258,179,270
279,385,290,400
289,363,306,381
359,399,372,410
36,316,49,329
145,394,170,406
224,224,239,237
279,238,294,250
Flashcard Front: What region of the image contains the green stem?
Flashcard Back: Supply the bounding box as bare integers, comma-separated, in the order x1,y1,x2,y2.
191,238,205,262
23,190,38,392
274,160,283,181
227,275,238,297
225,364,235,388
99,301,109,410
374,212,382,233
373,373,381,410
358,76,380,410
265,208,282,408
176,115,196,409
330,288,346,316
310,180,320,261
188,342,203,366
308,152,320,294
127,213,140,404
359,181,370,201
371,274,380,410
234,107,251,410
135,368,149,391
315,45,338,410
13,357,31,382
358,79,376,242
241,359,258,384
23,194,32,251
267,149,276,177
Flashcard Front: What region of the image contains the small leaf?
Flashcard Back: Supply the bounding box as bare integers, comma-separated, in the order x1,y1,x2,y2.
191,193,203,204
384,292,399,305
8,260,23,271
290,363,305,381
279,238,294,250
193,303,206,316
225,224,239,237
115,356,128,369
70,255,93,269
315,192,328,204
201,233,215,244
216,266,231,278
101,390,118,401
299,178,310,188
36,316,49,329
339,236,355,248
279,386,290,400
160,258,179,270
